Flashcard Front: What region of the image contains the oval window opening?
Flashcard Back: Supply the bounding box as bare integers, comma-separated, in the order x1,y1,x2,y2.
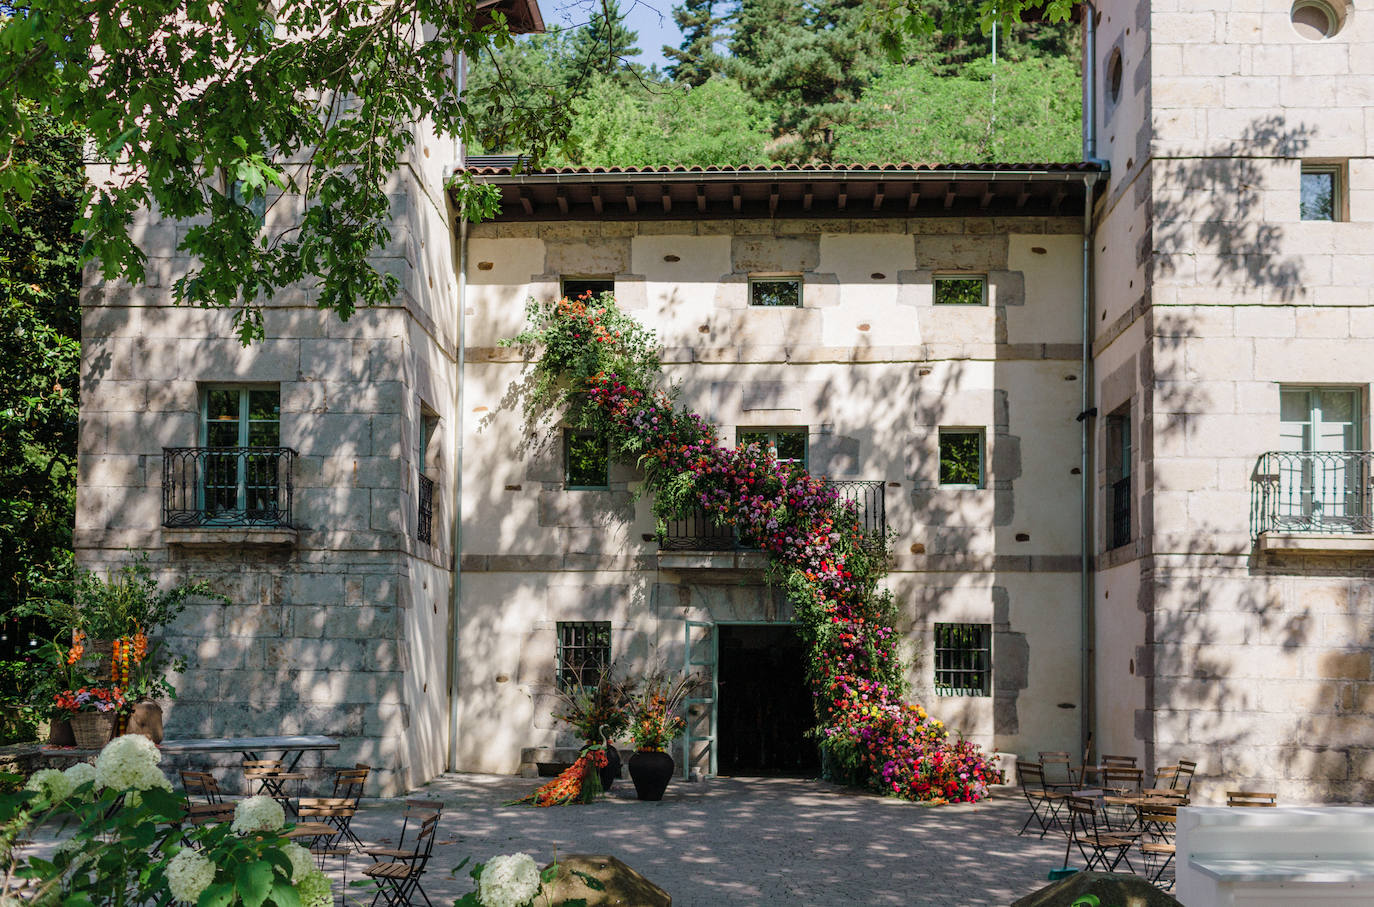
1108,49,1124,104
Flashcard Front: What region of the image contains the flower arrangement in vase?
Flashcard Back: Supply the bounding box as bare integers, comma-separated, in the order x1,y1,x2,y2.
550,662,633,790
623,672,699,802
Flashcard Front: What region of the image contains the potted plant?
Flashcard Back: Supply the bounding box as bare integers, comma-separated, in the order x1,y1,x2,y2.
551,664,633,791
55,685,126,748
624,672,699,802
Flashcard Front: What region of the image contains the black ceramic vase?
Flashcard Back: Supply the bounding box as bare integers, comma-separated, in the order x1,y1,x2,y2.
583,742,621,791
628,749,675,801
600,744,621,791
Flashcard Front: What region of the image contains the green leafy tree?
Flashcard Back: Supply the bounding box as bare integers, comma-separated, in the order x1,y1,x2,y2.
465,28,583,155
831,56,1081,163
0,107,81,654
0,1,569,342
729,0,882,162
569,0,643,77
664,0,727,87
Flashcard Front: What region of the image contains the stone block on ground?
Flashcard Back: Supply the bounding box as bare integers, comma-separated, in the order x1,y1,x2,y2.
541,855,671,906
1010,871,1180,907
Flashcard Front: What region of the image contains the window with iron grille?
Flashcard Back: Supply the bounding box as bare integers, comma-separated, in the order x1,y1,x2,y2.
1106,406,1131,550
556,621,611,691
561,277,615,300
934,623,991,697
749,276,802,307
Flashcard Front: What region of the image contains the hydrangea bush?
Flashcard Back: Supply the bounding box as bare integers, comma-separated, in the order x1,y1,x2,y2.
1,735,332,905
504,293,997,803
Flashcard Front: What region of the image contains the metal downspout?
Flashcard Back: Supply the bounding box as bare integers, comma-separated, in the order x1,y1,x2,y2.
1080,0,1107,762
446,53,469,773
1080,174,1098,764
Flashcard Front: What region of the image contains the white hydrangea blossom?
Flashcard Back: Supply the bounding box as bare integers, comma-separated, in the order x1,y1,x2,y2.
283,842,315,882
165,848,216,903
478,853,542,907
95,734,168,792
24,768,74,802
295,869,332,907
63,762,97,789
231,795,285,834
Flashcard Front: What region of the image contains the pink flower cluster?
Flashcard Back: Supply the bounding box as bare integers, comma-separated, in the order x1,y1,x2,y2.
575,352,995,803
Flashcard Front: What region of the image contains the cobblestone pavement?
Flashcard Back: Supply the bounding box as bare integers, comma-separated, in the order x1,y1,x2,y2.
340,774,1069,906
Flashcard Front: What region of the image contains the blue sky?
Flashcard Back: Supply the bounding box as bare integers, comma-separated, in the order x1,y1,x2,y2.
542,0,685,70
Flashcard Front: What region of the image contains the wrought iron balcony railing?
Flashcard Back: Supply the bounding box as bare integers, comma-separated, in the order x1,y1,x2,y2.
1251,450,1374,539
417,473,435,544
163,447,297,529
660,479,887,553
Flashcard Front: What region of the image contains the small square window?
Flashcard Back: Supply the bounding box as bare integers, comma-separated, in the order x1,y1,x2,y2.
934,275,987,306
556,621,611,691
934,623,991,697
737,427,807,467
561,278,615,300
749,277,802,307
938,429,983,487
565,429,609,489
1300,164,1343,221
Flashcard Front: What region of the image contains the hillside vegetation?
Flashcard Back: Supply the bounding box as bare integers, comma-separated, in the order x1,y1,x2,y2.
468,0,1083,167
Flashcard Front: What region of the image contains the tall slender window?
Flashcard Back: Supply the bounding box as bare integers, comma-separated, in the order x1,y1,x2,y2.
1278,387,1362,529
1106,407,1131,549
201,387,281,520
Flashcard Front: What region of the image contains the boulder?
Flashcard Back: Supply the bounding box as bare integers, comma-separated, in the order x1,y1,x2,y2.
1011,871,1181,907
540,854,671,906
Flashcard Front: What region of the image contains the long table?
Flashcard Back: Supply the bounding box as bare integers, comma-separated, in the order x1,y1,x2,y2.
43,734,339,772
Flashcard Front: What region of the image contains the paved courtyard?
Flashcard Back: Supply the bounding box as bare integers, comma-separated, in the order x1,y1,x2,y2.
343,773,1069,906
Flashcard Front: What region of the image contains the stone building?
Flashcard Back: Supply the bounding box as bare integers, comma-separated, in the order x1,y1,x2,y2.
75,0,1374,800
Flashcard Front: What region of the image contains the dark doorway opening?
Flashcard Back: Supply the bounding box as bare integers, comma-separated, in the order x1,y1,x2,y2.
716,624,819,776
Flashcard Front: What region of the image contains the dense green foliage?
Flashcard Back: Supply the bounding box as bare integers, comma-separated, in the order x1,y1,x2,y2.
0,108,81,660
470,0,1082,166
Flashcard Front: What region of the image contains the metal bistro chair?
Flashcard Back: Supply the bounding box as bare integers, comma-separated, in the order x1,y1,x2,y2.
180,770,225,805
1063,795,1138,874
1038,751,1080,793
362,812,439,907
243,759,308,816
1136,801,1179,888
1016,761,1068,839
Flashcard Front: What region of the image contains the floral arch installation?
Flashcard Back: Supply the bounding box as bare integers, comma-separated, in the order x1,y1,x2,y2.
506,293,996,803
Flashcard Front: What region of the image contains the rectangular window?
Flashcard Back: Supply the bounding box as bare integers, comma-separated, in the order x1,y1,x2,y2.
934,623,991,697
1106,407,1132,550
200,386,281,520
749,277,802,308
1300,164,1343,222
938,429,983,487
556,621,611,691
737,427,807,467
934,275,987,306
565,429,610,489
561,277,615,300
1278,386,1363,529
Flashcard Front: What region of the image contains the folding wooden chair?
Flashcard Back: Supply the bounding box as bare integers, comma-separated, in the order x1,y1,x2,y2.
1136,802,1178,888
1226,790,1277,807
180,770,224,805
1173,759,1198,794
363,812,438,907
1038,751,1080,792
1063,796,1137,873
1016,761,1068,838
243,759,307,815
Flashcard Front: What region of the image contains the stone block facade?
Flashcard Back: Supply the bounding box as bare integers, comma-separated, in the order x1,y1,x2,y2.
1091,0,1374,802
456,214,1087,775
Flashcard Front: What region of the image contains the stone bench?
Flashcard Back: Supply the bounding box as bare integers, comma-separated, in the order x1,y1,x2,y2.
1176,806,1374,906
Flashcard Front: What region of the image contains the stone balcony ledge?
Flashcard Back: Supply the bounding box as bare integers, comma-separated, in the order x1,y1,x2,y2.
1257,532,1374,555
